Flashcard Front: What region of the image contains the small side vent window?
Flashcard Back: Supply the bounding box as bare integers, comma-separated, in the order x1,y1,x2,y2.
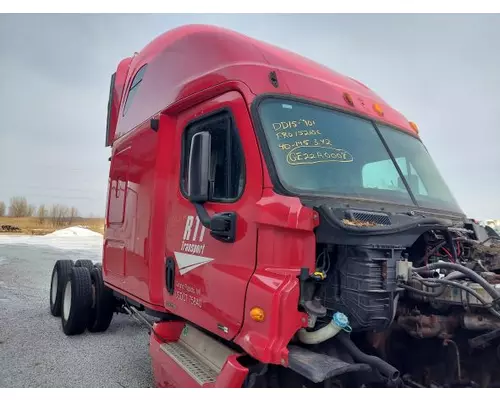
123,64,147,116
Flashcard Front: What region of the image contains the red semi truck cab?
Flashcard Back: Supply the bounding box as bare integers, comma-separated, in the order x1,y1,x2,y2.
102,24,466,387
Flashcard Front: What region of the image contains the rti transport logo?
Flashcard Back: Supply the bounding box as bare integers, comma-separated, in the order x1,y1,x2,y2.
181,215,206,255
174,215,213,275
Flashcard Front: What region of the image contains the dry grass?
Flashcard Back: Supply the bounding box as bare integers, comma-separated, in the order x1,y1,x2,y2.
0,217,105,235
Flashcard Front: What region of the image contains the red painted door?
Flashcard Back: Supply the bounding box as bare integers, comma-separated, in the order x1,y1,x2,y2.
164,91,262,341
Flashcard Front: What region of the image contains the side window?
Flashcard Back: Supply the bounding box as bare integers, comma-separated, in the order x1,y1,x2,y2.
362,156,428,195
123,64,147,115
181,112,245,202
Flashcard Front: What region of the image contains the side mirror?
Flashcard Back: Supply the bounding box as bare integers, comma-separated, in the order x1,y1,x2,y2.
187,131,211,203
186,130,237,243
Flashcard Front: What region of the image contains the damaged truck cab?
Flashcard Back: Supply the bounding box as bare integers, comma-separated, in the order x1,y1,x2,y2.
51,24,500,388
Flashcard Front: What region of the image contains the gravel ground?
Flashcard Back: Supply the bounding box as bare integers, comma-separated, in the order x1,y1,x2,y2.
0,237,154,388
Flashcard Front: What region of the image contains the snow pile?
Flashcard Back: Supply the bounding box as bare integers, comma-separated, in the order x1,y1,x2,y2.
0,226,103,255
45,226,103,238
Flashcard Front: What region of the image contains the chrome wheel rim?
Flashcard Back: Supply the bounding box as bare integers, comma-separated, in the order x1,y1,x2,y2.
51,270,58,304
63,280,72,320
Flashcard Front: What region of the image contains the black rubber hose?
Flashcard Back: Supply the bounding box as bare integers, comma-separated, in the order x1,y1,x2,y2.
336,331,400,382
401,278,489,303
443,229,458,262
398,269,459,297
419,279,489,303
400,276,500,319
416,278,500,320
398,283,445,298
416,270,440,278
412,262,500,301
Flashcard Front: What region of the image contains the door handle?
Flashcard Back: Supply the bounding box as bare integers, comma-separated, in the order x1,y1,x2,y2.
166,257,175,295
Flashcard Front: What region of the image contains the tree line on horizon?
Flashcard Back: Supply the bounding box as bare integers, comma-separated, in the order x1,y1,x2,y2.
0,196,86,227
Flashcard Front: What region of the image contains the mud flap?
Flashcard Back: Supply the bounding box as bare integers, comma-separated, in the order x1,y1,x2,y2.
287,345,372,384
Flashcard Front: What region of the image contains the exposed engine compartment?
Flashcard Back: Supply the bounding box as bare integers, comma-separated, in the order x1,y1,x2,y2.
294,205,500,388
319,244,402,331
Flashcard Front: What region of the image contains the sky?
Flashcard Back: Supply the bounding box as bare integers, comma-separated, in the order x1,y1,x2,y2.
0,13,499,219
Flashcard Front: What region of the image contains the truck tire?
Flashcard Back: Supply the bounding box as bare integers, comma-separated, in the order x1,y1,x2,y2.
49,260,74,317
75,259,95,271
87,267,115,333
61,267,93,335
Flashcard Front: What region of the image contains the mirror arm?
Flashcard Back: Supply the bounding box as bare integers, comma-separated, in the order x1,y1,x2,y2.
193,203,212,228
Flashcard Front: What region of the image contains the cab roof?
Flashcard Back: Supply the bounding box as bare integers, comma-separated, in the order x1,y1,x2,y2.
116,24,416,137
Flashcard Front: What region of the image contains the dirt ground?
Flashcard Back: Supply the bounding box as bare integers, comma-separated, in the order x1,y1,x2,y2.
0,217,105,236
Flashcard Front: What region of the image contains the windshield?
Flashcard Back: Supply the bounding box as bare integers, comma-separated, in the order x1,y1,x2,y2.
257,98,463,214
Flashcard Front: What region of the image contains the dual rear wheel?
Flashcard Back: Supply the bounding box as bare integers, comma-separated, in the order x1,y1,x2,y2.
49,259,115,335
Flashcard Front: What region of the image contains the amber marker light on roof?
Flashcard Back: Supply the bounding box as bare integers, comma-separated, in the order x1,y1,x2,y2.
250,307,265,322
343,92,354,107
373,103,384,116
409,121,419,135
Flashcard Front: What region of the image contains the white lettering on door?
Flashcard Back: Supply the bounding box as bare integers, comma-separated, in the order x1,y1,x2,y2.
180,215,207,256
182,215,206,243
